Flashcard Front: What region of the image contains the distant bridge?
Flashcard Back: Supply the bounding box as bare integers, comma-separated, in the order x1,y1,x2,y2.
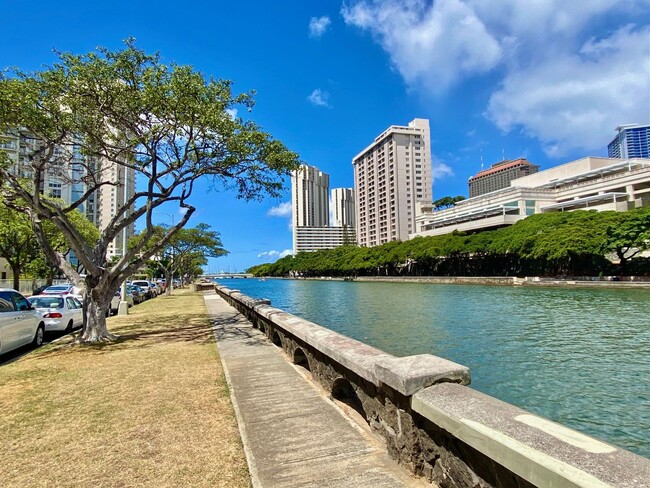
203,273,254,279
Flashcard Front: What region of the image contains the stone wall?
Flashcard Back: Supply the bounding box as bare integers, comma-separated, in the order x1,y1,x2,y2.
215,286,650,488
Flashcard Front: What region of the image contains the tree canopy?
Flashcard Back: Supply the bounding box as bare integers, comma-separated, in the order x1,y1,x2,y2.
433,195,466,210
249,208,650,278
133,222,227,294
0,40,300,342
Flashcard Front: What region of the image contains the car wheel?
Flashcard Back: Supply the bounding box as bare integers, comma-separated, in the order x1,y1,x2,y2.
32,324,45,347
65,320,73,334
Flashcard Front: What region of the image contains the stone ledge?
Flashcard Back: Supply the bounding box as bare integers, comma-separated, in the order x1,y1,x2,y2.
412,383,650,488
375,354,470,396
218,286,469,389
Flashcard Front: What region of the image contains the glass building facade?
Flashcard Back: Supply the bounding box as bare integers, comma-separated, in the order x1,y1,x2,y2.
608,125,650,159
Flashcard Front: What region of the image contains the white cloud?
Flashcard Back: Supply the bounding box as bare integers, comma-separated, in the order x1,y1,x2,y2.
342,0,502,91
309,16,332,38
257,249,293,259
431,156,454,181
225,108,238,119
342,0,649,156
307,88,331,107
487,25,650,157
267,201,292,217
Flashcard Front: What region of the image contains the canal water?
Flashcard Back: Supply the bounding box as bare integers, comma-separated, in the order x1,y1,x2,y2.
215,278,650,458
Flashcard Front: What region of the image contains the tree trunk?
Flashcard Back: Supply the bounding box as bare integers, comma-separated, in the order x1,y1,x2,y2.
165,269,173,296
79,291,117,343
11,263,20,291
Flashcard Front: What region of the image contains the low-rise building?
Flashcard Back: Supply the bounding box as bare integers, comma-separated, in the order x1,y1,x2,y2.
294,226,357,252
413,157,650,238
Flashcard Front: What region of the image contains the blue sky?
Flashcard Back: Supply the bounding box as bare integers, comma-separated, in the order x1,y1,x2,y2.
2,1,649,272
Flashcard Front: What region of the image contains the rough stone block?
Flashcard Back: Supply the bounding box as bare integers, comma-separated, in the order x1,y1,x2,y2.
374,354,470,396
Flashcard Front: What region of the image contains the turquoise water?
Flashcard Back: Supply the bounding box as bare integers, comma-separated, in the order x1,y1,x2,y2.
215,278,650,458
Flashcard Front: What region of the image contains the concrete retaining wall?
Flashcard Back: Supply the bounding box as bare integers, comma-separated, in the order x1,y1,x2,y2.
215,285,650,488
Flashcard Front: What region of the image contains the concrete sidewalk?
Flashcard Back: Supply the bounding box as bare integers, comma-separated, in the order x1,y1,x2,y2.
204,292,424,488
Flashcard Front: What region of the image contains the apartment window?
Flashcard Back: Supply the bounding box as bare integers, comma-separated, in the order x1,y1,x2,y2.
48,182,62,199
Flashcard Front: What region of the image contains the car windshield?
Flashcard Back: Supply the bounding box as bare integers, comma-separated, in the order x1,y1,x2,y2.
29,297,64,308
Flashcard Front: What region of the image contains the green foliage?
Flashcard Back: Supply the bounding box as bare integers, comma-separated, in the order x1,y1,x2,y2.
131,222,227,291
248,209,650,278
433,195,466,210
600,207,650,268
0,203,98,288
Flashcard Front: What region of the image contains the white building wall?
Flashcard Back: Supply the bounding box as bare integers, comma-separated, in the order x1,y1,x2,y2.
294,226,357,253
412,157,650,238
353,118,432,247
291,164,330,254
331,188,355,228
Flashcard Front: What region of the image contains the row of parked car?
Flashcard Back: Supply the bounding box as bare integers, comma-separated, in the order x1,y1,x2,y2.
0,279,170,357
109,280,167,313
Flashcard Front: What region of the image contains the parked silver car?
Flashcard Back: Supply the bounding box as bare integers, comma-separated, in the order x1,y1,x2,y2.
0,289,45,355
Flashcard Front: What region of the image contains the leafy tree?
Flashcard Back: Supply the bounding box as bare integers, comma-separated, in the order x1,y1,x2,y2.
0,205,40,289
249,209,649,278
601,208,650,271
433,195,465,210
133,223,226,295
0,40,299,342
0,204,98,289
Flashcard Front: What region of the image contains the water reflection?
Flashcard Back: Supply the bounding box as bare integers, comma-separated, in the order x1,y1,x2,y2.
216,278,650,457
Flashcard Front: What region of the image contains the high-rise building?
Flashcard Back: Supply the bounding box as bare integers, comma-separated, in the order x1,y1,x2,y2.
353,118,432,247
291,164,330,228
608,124,650,159
468,158,539,197
291,164,330,253
0,130,135,261
331,188,355,228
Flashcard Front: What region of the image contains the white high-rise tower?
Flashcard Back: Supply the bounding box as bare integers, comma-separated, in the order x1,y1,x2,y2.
353,118,432,247
291,164,330,253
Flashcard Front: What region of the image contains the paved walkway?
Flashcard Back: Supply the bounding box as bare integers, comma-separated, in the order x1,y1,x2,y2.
204,292,424,488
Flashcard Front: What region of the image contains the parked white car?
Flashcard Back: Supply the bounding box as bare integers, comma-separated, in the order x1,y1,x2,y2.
28,294,83,334
0,289,45,355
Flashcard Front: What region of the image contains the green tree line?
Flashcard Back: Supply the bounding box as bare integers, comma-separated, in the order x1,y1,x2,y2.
248,208,650,278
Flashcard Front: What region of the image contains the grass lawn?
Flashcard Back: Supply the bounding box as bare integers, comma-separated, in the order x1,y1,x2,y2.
0,289,251,488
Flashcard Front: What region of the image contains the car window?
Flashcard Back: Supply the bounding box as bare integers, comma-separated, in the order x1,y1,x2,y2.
72,297,83,308
30,297,64,308
45,285,69,293
0,293,14,312
66,297,77,309
11,292,31,311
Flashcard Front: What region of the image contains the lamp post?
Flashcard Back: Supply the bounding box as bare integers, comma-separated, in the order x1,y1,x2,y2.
117,167,132,316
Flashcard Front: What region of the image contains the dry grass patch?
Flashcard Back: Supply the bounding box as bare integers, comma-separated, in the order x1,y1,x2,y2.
0,290,251,488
